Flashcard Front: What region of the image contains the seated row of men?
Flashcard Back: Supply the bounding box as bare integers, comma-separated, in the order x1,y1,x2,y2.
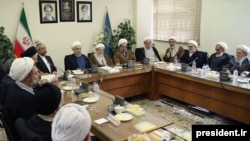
64,36,250,76
7,36,249,79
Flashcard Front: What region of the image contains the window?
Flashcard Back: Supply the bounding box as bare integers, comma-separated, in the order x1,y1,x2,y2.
153,0,202,43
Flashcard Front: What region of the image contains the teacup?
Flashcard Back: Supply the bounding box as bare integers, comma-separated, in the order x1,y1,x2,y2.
114,105,125,114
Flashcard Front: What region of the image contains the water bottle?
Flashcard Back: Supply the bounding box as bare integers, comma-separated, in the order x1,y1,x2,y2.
93,80,100,93
92,80,100,98
71,78,76,89
174,56,178,65
233,69,238,82
201,64,206,76
161,131,171,141
192,60,196,74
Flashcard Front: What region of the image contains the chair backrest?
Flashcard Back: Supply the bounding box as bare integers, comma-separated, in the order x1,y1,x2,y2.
15,118,43,141
0,110,14,141
87,52,94,58
199,51,208,65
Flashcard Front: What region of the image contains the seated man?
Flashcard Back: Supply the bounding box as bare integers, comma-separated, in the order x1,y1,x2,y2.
180,40,203,68
3,57,38,140
64,41,90,71
27,83,63,141
163,36,184,62
135,37,161,64
35,41,57,74
113,38,136,65
52,103,92,141
222,45,250,75
89,43,113,67
21,46,58,85
208,42,231,71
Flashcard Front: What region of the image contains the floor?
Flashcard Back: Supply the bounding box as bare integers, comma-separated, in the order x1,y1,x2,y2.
0,95,243,141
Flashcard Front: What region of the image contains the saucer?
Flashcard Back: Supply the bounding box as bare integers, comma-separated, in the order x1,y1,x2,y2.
115,113,133,121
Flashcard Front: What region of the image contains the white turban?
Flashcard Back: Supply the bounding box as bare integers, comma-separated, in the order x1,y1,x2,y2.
188,40,198,48
236,45,250,55
94,43,105,50
9,57,34,81
168,36,176,41
71,41,82,49
52,103,91,141
118,38,128,46
217,41,228,51
143,37,152,43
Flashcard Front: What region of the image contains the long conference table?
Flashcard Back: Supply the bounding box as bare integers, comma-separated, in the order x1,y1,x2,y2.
60,62,250,140
72,63,250,124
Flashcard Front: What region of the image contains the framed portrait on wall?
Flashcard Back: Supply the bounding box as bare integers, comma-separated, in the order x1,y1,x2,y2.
59,0,75,22
39,1,58,23
77,1,92,22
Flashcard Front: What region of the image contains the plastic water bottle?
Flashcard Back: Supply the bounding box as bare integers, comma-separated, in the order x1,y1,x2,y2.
201,64,206,76
71,78,76,89
93,80,100,93
233,69,238,83
174,56,178,65
192,60,196,74
161,131,171,141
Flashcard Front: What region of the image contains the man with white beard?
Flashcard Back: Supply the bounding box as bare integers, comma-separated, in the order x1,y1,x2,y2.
223,45,250,75
3,57,39,140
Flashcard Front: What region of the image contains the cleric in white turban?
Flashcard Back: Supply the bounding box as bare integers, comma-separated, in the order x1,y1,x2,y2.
64,41,90,70
52,103,92,141
217,41,228,52
118,38,128,47
222,45,250,74
207,41,231,71
113,38,136,65
88,43,113,67
168,36,176,42
9,57,35,81
188,40,198,48
71,41,82,50
179,39,204,68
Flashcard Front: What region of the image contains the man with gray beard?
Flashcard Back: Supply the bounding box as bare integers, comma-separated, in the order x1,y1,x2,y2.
3,57,39,140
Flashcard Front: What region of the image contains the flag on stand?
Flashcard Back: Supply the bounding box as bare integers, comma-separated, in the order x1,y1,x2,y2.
14,8,32,58
103,9,113,58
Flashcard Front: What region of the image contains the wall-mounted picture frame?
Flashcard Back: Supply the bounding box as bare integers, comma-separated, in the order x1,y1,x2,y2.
77,1,92,22
39,1,58,23
59,0,75,22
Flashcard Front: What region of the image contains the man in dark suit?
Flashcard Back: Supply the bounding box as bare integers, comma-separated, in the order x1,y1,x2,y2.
135,37,161,63
64,41,90,71
36,42,57,74
180,40,203,68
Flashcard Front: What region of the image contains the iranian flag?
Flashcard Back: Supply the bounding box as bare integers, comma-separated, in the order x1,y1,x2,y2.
14,8,32,58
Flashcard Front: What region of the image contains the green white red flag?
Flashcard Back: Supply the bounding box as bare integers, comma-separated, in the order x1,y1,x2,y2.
14,8,32,57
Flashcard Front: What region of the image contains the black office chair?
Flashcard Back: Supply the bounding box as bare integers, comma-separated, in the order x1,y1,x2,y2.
198,51,208,65
15,118,43,141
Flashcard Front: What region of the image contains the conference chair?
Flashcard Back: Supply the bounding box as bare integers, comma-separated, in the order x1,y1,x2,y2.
198,51,208,66
15,118,43,141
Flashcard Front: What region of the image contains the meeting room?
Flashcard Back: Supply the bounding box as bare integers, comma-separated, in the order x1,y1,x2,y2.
0,0,250,141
